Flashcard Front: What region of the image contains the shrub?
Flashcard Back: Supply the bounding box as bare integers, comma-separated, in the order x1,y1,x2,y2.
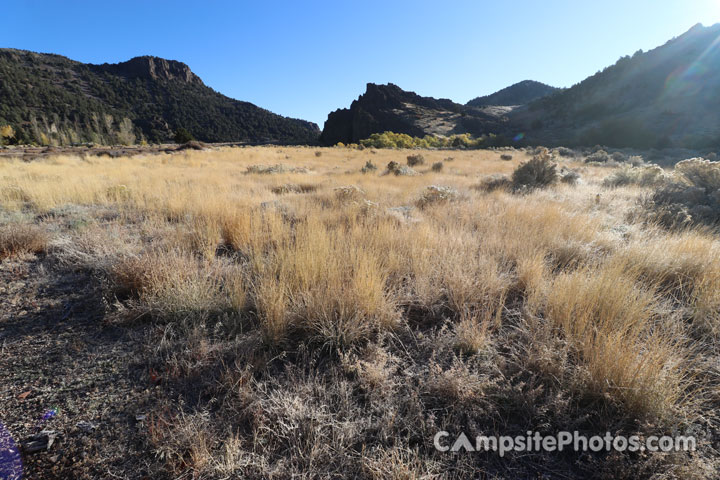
511,151,558,191
315,151,323,157
611,151,627,163
361,160,378,174
359,131,484,149
176,140,206,151
585,150,611,163
334,185,365,202
642,158,720,228
602,165,667,188
416,185,460,208
443,156,454,162
0,224,48,260
474,174,512,192
271,183,318,195
386,161,417,176
174,128,195,144
246,164,309,174
500,154,513,161
431,161,443,172
247,164,286,174
559,169,581,185
555,147,576,158
406,154,425,167
628,155,645,166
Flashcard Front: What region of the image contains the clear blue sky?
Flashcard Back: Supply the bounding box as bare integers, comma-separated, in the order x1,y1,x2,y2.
2,1,719,126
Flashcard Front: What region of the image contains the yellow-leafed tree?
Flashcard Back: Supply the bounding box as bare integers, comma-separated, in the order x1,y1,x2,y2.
0,125,15,144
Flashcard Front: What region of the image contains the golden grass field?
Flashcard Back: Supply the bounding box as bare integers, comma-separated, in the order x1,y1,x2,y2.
1,146,719,478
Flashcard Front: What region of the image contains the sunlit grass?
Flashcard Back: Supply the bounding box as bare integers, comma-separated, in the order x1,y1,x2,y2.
1,145,716,477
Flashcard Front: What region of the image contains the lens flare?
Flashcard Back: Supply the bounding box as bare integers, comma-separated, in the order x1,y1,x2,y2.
513,133,525,142
662,32,720,101
0,422,23,480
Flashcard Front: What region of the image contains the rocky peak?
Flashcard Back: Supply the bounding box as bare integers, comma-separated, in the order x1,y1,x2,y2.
99,56,203,85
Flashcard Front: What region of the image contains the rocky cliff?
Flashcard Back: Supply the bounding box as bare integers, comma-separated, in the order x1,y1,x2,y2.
320,83,512,145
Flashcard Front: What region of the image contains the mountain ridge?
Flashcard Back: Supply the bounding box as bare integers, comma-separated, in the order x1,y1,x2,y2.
466,80,560,107
321,24,720,149
514,23,720,148
0,49,319,145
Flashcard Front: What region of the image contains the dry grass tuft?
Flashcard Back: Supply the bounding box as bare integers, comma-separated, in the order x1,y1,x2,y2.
544,263,688,420
0,223,49,260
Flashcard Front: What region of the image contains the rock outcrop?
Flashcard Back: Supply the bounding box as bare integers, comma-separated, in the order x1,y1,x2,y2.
97,56,203,85
320,83,512,145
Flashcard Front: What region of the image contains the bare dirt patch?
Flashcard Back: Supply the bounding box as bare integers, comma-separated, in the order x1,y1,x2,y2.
0,257,160,479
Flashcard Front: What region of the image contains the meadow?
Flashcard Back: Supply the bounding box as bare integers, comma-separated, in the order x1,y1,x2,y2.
1,146,719,479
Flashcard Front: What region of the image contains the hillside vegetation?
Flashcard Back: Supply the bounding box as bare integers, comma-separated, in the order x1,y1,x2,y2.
0,49,319,146
466,80,560,107
519,24,720,148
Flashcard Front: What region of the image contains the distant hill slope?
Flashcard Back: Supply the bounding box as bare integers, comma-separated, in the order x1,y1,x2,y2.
466,80,560,107
320,83,513,145
516,23,720,148
0,49,319,145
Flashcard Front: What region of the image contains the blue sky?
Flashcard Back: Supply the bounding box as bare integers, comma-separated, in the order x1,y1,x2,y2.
2,1,719,126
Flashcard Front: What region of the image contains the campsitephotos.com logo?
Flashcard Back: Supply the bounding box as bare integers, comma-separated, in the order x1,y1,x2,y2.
434,431,696,457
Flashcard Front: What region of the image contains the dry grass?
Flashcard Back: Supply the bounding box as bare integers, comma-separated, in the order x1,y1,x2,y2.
0,223,48,260
1,146,718,478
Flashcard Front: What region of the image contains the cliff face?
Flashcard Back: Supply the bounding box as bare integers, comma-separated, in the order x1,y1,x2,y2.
320,83,511,145
0,49,319,145
96,56,203,85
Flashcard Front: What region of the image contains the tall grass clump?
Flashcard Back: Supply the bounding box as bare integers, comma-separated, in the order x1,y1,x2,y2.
544,263,688,420
110,250,241,326
0,223,49,260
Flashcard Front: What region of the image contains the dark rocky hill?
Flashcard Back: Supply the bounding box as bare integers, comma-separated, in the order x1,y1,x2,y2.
0,49,319,145
320,83,513,145
466,80,559,107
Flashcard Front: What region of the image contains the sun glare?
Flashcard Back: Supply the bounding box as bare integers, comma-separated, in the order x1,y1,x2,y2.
698,0,720,25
